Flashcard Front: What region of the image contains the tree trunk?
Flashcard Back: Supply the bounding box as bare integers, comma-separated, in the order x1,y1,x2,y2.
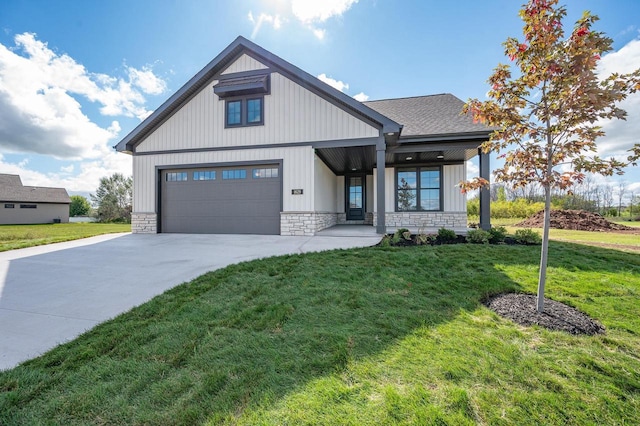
537,184,552,312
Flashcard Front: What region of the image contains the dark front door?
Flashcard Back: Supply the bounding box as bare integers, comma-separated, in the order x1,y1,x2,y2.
346,175,365,220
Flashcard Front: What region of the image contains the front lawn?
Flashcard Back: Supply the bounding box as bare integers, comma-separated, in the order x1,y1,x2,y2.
0,223,131,252
489,218,640,250
1,242,638,425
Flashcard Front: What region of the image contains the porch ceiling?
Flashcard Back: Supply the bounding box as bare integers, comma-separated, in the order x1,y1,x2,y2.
316,142,479,175
387,148,478,164
315,146,376,174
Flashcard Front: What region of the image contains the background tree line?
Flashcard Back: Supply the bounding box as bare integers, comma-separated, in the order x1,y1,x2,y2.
468,179,639,219
69,173,133,223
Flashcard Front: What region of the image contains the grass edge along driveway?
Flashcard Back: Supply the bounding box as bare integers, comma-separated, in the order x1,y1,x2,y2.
1,241,638,425
0,223,131,252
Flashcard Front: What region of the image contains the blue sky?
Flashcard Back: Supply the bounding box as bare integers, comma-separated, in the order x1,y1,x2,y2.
1,0,639,199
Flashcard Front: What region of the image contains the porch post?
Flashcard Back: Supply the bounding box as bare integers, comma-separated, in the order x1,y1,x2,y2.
376,136,386,234
479,149,491,230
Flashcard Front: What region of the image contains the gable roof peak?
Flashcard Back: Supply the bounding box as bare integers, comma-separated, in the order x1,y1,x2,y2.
114,36,401,153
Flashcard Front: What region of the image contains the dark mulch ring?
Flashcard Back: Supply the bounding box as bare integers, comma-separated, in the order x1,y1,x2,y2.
484,293,605,335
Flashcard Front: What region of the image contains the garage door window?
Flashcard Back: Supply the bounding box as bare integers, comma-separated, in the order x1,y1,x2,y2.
222,169,247,180
166,172,188,182
193,171,216,181
253,168,279,178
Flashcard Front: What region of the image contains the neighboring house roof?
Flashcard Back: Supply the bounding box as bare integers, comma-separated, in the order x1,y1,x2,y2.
0,174,71,204
364,94,492,139
115,36,402,152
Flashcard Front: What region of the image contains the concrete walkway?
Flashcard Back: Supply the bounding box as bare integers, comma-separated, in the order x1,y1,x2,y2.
0,232,381,370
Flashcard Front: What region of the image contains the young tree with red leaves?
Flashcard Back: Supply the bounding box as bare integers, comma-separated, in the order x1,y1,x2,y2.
462,0,640,312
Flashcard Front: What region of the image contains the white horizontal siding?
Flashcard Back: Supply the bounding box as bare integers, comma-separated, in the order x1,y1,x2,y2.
443,164,466,212
220,54,268,74
132,146,314,213
136,72,379,153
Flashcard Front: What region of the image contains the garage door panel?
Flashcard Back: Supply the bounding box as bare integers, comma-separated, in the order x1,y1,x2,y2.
161,165,281,234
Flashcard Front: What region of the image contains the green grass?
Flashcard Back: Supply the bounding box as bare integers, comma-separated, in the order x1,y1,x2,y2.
1,242,639,425
488,218,640,249
0,223,131,252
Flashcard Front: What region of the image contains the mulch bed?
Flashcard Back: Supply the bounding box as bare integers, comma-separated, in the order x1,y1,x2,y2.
484,293,605,335
516,209,635,232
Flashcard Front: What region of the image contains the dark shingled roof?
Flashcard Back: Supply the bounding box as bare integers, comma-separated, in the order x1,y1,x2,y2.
0,174,71,204
364,94,491,138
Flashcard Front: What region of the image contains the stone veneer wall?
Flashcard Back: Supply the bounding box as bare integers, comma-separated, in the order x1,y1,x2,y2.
280,212,337,236
337,212,373,225
131,212,157,234
372,212,467,231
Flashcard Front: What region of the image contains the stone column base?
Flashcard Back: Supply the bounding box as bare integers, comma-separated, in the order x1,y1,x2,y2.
132,212,157,234
280,212,337,236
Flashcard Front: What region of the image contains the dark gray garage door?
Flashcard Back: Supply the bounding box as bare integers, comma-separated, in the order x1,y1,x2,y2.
161,164,281,234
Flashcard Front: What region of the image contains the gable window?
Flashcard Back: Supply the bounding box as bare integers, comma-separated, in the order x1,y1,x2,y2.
225,97,263,127
247,98,262,123
396,167,441,212
226,100,242,126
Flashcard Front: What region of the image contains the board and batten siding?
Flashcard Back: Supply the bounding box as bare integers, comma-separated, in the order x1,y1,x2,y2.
132,146,314,213
313,155,337,212
443,164,466,212
220,54,268,75
135,72,379,153
372,164,466,213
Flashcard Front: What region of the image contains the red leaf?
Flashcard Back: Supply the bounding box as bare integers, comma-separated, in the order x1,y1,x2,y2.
576,27,588,37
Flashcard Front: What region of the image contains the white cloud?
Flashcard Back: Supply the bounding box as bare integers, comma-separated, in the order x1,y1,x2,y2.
317,73,349,92
595,38,640,159
312,27,326,40
0,151,132,193
248,0,358,40
291,0,358,24
127,66,167,95
248,11,285,39
353,92,369,102
0,32,167,159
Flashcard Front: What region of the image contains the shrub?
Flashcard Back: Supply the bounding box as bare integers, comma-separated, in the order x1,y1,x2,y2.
514,228,542,245
379,235,392,247
437,228,457,243
392,228,411,244
414,234,426,245
488,226,508,244
466,229,490,244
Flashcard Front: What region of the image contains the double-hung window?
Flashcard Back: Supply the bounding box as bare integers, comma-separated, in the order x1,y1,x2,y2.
396,167,441,211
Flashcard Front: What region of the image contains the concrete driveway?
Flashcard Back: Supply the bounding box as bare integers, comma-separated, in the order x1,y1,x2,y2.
0,231,381,370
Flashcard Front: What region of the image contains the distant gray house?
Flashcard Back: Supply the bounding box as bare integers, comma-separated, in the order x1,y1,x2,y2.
0,174,70,225
115,36,491,235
